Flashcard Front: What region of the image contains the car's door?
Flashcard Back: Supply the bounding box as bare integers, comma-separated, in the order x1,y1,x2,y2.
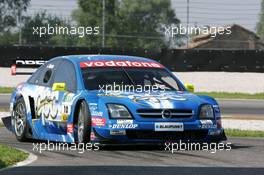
27,59,61,133
47,60,77,134
28,59,77,135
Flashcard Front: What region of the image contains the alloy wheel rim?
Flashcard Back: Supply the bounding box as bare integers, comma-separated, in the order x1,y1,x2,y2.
78,109,84,143
14,103,26,137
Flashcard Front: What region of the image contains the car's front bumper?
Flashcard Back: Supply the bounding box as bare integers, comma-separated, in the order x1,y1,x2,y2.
92,120,227,144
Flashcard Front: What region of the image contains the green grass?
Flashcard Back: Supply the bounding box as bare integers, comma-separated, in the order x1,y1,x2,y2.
225,129,264,138
0,144,28,169
0,123,4,127
0,87,14,94
196,92,264,100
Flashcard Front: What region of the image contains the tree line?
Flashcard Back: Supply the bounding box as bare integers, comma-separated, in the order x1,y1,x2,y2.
0,0,183,48
1,0,264,48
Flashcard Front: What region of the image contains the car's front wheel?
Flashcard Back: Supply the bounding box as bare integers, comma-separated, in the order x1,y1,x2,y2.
13,97,28,141
76,101,91,144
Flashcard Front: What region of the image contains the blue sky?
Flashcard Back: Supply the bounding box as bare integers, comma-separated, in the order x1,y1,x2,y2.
27,0,262,32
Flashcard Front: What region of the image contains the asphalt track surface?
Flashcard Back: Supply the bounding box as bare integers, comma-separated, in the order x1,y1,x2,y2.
1,94,264,116
0,126,264,175
218,99,264,116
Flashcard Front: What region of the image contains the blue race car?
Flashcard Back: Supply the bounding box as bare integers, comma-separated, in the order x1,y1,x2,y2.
10,55,226,144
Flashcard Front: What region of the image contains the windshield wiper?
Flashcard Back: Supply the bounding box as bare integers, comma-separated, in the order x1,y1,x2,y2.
120,66,136,86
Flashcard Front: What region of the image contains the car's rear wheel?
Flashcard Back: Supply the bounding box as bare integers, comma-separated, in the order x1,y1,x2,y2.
76,101,91,144
14,98,28,141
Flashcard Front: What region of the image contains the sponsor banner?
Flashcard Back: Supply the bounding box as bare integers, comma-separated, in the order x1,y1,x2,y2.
80,60,164,68
67,124,74,133
200,120,215,129
116,120,134,125
209,129,221,136
63,93,75,102
109,124,138,129
91,111,103,117
16,60,47,66
110,130,126,135
92,117,106,126
89,103,103,116
155,122,184,131
89,103,98,110
60,114,68,122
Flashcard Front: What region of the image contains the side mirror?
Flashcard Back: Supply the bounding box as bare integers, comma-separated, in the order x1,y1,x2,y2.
184,83,194,93
52,83,66,91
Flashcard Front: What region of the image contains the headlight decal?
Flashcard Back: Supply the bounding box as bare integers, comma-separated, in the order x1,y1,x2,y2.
107,104,133,119
199,104,214,119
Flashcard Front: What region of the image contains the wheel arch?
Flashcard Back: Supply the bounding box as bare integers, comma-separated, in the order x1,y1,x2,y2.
72,98,86,125
12,94,32,141
13,93,25,109
72,98,92,143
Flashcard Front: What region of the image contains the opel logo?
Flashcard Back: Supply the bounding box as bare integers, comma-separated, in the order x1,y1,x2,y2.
162,109,171,119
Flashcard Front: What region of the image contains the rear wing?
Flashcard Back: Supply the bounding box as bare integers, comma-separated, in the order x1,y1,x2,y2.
11,60,47,75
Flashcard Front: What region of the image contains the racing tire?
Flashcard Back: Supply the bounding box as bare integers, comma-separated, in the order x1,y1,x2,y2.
13,97,28,142
76,101,91,144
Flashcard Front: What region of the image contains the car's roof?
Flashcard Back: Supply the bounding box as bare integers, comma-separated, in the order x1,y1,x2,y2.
54,55,158,64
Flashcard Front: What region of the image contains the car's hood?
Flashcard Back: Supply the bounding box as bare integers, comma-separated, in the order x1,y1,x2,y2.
87,90,210,111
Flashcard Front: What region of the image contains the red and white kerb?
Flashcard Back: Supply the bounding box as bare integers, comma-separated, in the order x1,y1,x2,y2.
80,60,164,68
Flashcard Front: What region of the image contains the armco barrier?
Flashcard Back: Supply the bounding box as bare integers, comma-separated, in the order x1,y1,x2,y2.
0,46,264,72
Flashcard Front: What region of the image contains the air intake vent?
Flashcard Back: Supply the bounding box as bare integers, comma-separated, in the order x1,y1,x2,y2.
137,109,194,119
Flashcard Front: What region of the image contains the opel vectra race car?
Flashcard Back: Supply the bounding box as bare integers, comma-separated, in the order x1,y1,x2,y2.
10,55,226,144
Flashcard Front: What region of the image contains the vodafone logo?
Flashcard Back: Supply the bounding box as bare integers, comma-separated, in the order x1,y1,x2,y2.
80,60,163,68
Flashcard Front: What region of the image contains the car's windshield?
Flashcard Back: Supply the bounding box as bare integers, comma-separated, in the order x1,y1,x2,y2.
81,67,182,92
